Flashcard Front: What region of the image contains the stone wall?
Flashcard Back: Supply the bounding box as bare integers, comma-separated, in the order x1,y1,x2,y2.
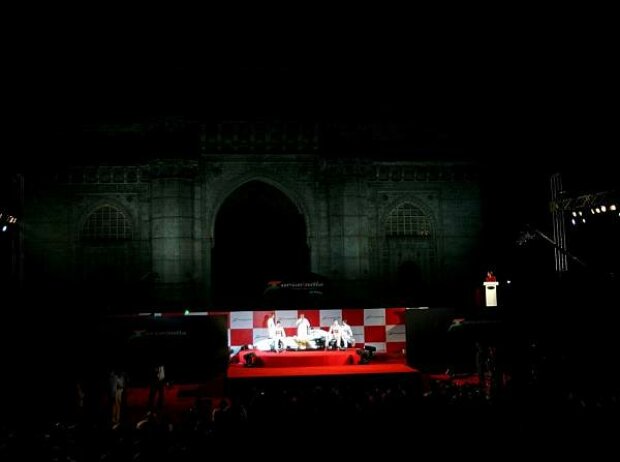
23,155,480,309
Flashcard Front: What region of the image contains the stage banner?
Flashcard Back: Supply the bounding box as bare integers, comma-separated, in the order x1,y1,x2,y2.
213,308,406,353
229,311,253,329
320,309,342,327
363,308,386,326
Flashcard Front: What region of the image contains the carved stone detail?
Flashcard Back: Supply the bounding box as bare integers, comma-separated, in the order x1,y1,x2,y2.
145,160,198,180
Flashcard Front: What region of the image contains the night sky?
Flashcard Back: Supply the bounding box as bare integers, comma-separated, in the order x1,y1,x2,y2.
6,23,617,171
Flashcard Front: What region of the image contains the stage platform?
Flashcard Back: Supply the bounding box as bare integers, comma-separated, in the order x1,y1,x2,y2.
228,363,418,379
228,348,418,380
237,348,360,367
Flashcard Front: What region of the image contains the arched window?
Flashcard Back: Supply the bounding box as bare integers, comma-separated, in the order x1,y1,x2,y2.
385,203,431,238
81,205,132,242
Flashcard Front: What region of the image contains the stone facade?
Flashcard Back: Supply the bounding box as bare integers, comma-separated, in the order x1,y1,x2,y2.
22,124,481,309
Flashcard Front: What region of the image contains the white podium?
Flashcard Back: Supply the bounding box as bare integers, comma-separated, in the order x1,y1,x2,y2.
483,281,499,307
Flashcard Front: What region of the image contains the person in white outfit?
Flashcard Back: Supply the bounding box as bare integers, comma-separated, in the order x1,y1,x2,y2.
296,313,311,340
295,313,312,349
267,312,277,351
328,320,345,350
274,320,286,352
341,319,354,348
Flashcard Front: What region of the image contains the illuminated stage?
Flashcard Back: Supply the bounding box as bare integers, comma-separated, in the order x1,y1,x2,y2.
238,349,359,367
228,349,418,379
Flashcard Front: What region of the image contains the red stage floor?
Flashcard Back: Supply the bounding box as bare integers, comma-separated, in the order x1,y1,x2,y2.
229,349,418,379
237,349,360,367
228,363,418,378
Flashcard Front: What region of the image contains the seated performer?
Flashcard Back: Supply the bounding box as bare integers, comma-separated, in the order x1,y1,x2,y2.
328,319,346,350
274,320,287,353
341,319,355,348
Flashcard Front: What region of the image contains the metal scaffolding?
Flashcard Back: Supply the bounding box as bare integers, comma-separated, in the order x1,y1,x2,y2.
550,173,568,273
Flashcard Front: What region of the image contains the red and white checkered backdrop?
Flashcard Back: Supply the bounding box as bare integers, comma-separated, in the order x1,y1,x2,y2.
208,308,406,353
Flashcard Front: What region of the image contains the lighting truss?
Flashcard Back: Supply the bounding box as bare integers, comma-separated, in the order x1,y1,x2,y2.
550,190,617,214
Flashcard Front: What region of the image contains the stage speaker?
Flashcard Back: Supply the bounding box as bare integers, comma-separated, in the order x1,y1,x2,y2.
363,345,376,359
405,307,457,372
356,349,371,364
244,352,258,367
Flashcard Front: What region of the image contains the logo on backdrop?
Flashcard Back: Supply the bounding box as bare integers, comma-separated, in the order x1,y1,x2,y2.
364,309,386,326
129,329,187,341
230,312,253,329
264,280,324,295
387,325,406,342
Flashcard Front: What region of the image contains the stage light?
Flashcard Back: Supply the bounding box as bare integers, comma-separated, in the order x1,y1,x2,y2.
572,211,577,217
1,226,6,232
578,211,583,216
601,205,607,213
582,218,586,224
595,207,601,213
610,204,617,211
571,218,576,226
184,309,190,315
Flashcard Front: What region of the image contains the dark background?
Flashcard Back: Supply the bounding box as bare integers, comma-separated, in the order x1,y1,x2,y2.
3,17,618,301
3,19,618,313
1,13,618,436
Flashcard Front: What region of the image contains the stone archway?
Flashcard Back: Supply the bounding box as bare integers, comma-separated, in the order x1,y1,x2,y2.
212,180,310,306
77,203,137,307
